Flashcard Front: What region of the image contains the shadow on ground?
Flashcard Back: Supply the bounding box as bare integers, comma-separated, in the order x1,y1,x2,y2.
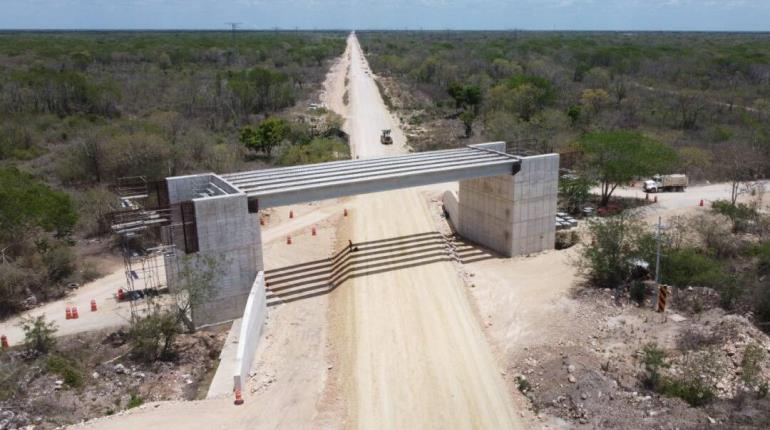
265,231,495,306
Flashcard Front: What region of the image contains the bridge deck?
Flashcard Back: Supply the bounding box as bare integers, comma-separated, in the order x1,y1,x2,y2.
221,144,520,209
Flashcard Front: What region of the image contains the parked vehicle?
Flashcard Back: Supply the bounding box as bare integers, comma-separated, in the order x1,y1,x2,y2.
643,174,688,192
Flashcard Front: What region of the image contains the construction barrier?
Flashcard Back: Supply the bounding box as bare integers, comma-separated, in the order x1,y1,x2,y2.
1,335,8,349
656,285,670,313
90,299,97,312
233,271,266,393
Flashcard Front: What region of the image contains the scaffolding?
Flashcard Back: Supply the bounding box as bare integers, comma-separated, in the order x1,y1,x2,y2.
110,176,178,320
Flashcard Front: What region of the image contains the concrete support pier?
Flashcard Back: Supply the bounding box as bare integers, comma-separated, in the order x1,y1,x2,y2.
457,144,559,257
166,174,264,327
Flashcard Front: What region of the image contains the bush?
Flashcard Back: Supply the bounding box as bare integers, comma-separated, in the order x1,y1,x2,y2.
661,376,715,407
46,355,84,388
661,248,727,288
579,213,649,289
712,200,757,232
641,342,717,407
21,315,57,354
43,243,76,283
128,311,180,362
127,393,144,409
642,343,668,391
277,137,349,166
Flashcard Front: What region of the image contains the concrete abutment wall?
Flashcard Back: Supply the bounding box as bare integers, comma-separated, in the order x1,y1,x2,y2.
166,174,264,328
458,147,559,257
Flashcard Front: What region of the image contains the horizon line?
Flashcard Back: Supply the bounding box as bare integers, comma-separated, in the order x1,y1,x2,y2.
1,28,769,34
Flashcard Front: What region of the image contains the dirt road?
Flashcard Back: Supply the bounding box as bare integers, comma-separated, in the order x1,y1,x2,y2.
330,33,522,429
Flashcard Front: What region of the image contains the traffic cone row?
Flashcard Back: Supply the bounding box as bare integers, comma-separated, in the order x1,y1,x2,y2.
64,300,98,320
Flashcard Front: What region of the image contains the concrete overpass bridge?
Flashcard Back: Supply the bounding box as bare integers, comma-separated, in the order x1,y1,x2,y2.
163,142,558,329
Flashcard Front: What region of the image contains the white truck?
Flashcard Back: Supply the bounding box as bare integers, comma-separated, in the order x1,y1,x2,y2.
643,174,688,193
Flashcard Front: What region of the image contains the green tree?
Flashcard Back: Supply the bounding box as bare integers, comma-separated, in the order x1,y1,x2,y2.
240,117,289,155
577,131,678,207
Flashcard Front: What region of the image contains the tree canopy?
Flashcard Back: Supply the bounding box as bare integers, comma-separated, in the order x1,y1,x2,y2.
577,131,678,206
0,167,77,239
240,117,289,155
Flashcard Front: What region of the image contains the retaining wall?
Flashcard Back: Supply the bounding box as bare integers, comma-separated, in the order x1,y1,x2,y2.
233,271,266,392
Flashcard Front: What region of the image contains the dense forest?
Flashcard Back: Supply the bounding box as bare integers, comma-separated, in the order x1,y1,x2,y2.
358,31,770,181
0,31,346,316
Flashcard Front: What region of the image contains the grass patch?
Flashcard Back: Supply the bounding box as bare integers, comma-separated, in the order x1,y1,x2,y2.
46,355,84,388
127,393,143,409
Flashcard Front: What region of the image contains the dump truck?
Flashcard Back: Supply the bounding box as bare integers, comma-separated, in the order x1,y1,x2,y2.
380,129,393,145
643,174,688,192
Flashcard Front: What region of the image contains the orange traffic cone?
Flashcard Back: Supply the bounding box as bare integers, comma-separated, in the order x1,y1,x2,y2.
71,306,79,319
234,389,244,405
289,210,294,219
287,236,292,245
1,335,8,349
260,217,265,226
90,299,97,312
699,199,704,207
117,289,125,301
343,208,348,217
65,306,72,320
312,226,317,236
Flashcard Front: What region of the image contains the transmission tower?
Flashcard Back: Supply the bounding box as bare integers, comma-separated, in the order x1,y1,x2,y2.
225,22,242,46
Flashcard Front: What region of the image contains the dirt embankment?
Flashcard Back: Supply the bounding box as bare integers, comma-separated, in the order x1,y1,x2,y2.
0,328,226,430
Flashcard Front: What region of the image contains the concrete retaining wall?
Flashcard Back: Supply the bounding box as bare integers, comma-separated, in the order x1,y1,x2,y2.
233,271,266,392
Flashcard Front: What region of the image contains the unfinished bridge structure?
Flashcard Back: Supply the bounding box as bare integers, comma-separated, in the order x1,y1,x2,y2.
164,142,558,329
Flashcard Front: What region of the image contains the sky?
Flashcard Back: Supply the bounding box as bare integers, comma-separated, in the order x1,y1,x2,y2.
1,0,769,32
